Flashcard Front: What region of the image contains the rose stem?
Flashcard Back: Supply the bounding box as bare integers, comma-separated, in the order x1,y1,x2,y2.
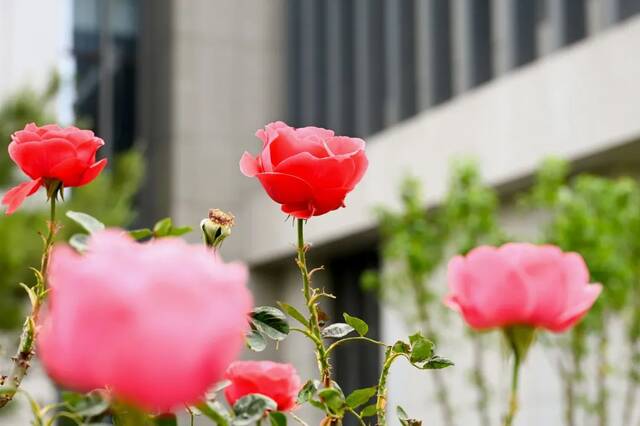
0,193,57,407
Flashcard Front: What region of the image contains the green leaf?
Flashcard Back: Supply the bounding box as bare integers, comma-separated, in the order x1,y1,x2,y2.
196,401,231,426
392,340,411,355
297,380,320,404
153,218,173,237
321,323,355,338
18,283,37,309
233,394,277,426
345,386,376,409
318,388,345,415
360,404,377,418
278,301,309,327
66,211,105,234
168,225,192,237
343,313,368,336
246,329,267,352
69,233,90,253
154,414,177,426
269,412,287,426
129,228,154,241
422,356,454,370
250,306,290,341
62,391,109,418
409,333,434,363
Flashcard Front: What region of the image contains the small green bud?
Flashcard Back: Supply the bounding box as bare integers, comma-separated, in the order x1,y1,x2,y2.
201,209,235,249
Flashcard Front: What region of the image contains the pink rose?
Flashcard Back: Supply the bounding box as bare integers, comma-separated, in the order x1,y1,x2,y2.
38,231,253,412
240,121,368,219
224,361,301,412
445,243,602,332
2,123,107,214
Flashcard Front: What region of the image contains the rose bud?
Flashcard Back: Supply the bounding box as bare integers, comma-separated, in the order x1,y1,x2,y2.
37,230,253,412
224,361,301,412
445,243,601,337
201,209,235,249
2,123,107,214
240,121,368,219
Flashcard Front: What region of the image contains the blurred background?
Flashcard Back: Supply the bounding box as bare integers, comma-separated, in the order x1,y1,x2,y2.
2,0,640,425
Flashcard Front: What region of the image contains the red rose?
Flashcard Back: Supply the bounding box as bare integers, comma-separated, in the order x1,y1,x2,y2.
2,123,107,214
224,361,301,412
240,122,368,219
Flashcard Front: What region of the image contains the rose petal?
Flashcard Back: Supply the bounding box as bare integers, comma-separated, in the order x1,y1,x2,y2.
255,172,313,206
239,152,260,177
78,159,108,186
267,126,329,167
1,178,43,215
275,152,355,189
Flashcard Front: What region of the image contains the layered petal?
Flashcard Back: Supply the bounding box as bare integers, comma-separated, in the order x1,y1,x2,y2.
38,231,253,412
1,178,43,215
224,361,301,412
445,243,601,333
255,172,313,206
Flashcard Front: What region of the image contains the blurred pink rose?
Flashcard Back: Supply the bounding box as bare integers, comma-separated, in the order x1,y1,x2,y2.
224,361,301,411
38,231,253,412
240,121,368,219
445,243,602,332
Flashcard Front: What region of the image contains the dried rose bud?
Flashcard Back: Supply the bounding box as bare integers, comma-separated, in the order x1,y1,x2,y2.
201,209,235,249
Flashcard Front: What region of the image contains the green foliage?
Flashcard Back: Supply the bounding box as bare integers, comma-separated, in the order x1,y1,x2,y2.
529,158,640,325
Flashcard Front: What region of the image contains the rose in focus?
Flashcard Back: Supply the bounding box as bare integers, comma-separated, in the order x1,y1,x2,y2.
224,360,301,411
240,121,368,219
2,123,107,214
38,231,253,412
446,243,602,332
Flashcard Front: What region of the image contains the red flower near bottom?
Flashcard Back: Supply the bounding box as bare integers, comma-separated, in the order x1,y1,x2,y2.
224,361,301,411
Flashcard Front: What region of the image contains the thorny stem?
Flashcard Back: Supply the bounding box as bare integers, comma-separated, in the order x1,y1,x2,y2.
376,347,398,426
503,342,521,426
296,219,332,388
0,195,57,408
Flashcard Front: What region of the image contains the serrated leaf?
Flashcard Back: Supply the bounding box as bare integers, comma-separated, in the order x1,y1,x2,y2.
153,218,173,236
233,394,277,425
321,323,354,338
343,313,368,336
269,412,287,426
69,233,90,252
345,387,376,409
278,302,309,327
318,388,345,414
297,380,319,404
66,211,105,234
421,356,454,370
360,404,377,417
129,228,154,240
246,329,267,352
409,333,434,363
250,307,290,341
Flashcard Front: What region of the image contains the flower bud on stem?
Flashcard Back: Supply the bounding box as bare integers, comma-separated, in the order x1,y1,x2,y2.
0,187,59,408
201,209,235,250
